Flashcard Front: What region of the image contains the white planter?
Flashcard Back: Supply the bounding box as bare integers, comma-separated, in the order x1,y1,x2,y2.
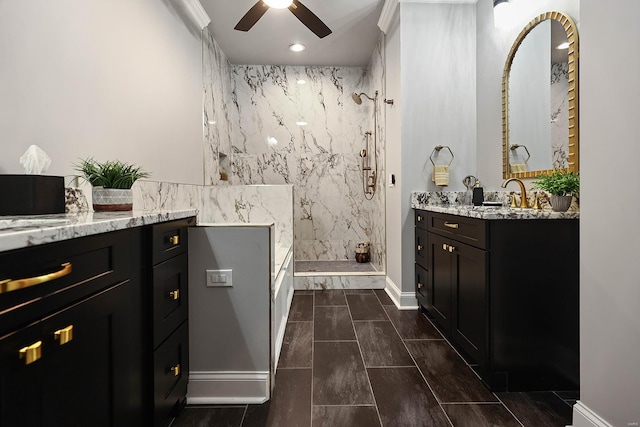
92,187,133,212
550,195,572,212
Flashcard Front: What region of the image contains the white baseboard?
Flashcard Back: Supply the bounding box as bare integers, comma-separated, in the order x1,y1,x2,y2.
571,401,614,427
187,371,269,405
385,277,419,310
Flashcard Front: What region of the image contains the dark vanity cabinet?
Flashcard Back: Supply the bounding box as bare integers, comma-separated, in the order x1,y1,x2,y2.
0,216,195,427
0,229,144,427
142,218,193,427
414,209,579,392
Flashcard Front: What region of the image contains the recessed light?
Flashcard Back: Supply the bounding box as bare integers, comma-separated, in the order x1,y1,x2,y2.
264,0,292,9
296,121,308,126
556,42,570,50
297,79,306,85
289,43,306,52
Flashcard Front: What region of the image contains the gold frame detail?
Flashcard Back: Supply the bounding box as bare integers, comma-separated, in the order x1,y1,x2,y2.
502,11,579,179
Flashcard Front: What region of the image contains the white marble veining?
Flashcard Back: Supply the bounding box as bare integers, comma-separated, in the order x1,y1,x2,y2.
133,180,202,211
294,274,386,291
199,185,294,248
411,191,579,219
551,61,569,169
0,209,197,252
200,30,386,274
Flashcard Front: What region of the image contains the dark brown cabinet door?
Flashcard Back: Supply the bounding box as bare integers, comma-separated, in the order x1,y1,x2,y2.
451,242,487,366
0,280,136,427
427,232,452,333
0,321,43,427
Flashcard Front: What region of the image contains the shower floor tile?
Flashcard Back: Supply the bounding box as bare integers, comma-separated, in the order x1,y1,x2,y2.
295,260,377,273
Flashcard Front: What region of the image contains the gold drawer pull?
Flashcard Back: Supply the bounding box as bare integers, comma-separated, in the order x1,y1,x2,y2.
417,215,423,222
54,325,74,346
170,364,181,377
169,289,180,301
444,222,459,229
442,244,447,251
448,245,456,253
168,235,180,245
417,244,423,251
19,341,42,365
417,282,424,289
0,262,72,295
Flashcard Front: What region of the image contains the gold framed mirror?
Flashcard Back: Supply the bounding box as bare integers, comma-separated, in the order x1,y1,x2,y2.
502,11,579,179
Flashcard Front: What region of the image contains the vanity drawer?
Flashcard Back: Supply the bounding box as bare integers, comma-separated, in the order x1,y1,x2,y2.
151,218,194,265
427,212,487,250
153,320,188,427
415,227,429,269
152,253,188,348
0,230,132,336
415,210,428,230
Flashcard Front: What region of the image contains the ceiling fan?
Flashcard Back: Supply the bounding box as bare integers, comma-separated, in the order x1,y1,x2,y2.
234,0,332,39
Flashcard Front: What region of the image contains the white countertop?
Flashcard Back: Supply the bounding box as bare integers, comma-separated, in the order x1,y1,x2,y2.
0,209,198,252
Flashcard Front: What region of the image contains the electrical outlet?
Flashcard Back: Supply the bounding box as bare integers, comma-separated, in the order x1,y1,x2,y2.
206,269,233,287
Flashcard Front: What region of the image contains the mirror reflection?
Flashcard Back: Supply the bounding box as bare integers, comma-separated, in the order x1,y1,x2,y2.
502,12,579,179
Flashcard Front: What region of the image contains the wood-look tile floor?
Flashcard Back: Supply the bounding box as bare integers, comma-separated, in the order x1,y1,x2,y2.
171,290,576,427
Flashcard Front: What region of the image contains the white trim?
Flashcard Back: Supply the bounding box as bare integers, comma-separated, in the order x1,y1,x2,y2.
378,0,399,34
187,371,269,405
180,0,211,30
385,276,419,310
571,401,615,427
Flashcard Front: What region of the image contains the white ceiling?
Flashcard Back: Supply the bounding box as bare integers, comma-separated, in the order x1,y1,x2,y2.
200,0,386,66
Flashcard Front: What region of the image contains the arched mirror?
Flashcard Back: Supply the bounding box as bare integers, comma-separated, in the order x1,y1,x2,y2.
502,11,579,179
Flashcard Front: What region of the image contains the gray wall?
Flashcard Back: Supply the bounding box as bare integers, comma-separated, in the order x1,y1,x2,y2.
0,0,205,185
578,0,640,425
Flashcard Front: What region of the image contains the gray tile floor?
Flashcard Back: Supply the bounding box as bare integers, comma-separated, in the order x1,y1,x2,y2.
172,289,576,427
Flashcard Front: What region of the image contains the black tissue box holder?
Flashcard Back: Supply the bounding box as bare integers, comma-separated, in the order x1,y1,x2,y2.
0,175,65,215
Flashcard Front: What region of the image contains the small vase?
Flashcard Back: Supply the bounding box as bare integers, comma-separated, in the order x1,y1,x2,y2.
92,187,133,212
550,195,572,212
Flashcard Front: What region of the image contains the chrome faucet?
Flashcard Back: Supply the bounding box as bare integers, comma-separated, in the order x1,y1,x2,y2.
501,178,530,209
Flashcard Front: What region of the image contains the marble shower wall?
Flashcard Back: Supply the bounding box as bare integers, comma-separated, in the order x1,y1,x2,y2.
201,28,386,271
202,27,233,185
551,61,569,169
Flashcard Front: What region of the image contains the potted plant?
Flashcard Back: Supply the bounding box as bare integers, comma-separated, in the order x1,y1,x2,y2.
532,169,579,212
74,158,150,212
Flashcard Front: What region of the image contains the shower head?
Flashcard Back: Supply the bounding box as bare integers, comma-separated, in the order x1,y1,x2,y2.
351,91,377,105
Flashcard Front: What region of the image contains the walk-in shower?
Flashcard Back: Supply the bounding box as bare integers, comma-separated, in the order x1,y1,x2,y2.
352,90,379,201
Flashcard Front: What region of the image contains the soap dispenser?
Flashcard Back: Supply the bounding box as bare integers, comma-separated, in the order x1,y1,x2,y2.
472,180,484,206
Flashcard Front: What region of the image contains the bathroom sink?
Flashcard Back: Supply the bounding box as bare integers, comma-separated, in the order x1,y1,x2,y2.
0,218,71,231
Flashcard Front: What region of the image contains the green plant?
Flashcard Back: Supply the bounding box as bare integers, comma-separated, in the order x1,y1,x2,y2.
74,157,150,189
532,169,579,196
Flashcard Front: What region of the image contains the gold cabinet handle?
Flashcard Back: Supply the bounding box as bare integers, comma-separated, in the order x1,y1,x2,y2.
417,282,424,289
170,364,181,377
442,244,447,251
169,289,180,301
417,244,423,251
417,215,423,222
448,245,456,253
444,222,459,229
54,325,74,346
19,341,42,365
168,235,180,245
0,262,72,295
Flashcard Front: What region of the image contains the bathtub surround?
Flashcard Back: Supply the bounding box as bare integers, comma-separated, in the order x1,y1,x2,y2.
201,28,386,273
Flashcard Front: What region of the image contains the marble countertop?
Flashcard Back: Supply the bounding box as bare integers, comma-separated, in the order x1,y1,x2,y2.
0,209,198,252
412,192,579,220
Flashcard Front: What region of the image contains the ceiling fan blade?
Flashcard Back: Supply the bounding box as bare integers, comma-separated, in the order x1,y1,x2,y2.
234,1,269,32
288,0,332,38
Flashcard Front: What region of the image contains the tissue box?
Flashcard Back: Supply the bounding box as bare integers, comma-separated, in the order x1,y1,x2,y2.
0,175,65,215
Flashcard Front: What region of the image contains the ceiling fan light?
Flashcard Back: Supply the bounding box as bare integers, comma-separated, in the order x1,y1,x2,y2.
264,0,293,9
289,43,306,52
